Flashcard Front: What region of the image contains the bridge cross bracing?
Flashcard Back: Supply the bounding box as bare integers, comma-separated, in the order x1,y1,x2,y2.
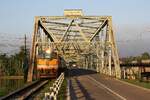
27,10,121,82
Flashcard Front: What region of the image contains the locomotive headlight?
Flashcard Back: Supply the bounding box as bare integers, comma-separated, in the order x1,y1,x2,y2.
45,48,54,59
46,49,51,54
45,48,53,54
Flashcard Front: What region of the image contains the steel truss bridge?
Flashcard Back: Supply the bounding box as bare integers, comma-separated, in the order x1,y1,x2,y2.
27,10,121,82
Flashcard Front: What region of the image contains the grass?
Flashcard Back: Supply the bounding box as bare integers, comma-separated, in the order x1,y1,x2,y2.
122,79,150,89
34,79,67,100
58,78,67,100
0,88,7,97
0,78,68,99
34,80,55,99
0,79,25,97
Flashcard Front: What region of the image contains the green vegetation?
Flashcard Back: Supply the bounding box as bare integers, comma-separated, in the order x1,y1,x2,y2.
0,87,7,97
0,79,25,97
34,80,54,99
0,46,29,77
34,79,67,99
122,79,150,89
121,52,150,64
58,78,67,100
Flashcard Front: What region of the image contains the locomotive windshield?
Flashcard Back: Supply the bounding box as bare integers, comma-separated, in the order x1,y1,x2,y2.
37,48,57,59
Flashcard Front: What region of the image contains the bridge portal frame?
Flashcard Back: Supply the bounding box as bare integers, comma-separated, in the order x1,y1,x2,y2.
27,14,121,82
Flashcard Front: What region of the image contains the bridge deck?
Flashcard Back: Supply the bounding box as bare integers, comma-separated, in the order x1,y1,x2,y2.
68,68,150,100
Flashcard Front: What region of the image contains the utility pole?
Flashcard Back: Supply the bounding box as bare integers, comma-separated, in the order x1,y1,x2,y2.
23,34,28,82
25,34,27,56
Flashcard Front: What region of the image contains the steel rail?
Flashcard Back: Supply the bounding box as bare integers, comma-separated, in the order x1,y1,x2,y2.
0,80,48,100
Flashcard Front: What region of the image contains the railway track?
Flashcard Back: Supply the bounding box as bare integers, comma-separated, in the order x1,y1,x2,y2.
0,80,49,100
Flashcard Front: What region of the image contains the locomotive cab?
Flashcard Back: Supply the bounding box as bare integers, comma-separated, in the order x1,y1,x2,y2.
36,48,59,78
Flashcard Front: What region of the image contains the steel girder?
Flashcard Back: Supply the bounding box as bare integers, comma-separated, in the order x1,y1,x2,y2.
27,15,121,82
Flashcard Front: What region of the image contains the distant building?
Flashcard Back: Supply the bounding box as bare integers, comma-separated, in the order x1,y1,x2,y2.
141,59,150,63
131,60,138,64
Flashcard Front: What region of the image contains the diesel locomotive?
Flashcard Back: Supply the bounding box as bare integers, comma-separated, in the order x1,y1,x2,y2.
36,48,65,78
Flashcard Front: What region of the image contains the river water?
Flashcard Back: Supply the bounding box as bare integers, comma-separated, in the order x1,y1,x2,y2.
0,79,25,97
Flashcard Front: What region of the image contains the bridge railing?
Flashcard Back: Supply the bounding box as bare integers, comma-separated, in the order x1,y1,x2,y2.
44,73,64,100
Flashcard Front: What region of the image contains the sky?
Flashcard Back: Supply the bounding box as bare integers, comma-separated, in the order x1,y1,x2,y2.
0,0,150,57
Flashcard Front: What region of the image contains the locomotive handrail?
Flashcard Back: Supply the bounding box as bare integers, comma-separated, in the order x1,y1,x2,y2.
44,72,64,100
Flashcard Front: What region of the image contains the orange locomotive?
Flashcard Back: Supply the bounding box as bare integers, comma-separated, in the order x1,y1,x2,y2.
36,48,65,78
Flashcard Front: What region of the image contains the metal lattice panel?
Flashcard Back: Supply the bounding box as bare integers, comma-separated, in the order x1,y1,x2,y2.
27,10,121,82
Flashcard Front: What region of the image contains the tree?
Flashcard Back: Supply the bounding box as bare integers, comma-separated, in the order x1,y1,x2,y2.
136,56,142,63
141,52,150,60
0,45,29,76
